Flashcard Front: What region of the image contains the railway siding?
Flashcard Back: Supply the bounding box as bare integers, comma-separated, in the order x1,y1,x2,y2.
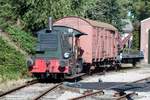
0,80,55,100
67,65,150,100
0,65,150,100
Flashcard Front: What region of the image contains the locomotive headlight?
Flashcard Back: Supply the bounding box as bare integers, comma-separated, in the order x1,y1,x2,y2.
64,52,70,59
27,57,35,68
27,59,34,68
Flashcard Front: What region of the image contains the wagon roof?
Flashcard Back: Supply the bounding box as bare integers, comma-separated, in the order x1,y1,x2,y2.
85,19,117,31
54,16,117,31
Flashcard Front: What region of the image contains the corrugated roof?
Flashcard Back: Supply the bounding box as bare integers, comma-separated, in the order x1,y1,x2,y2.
85,19,117,31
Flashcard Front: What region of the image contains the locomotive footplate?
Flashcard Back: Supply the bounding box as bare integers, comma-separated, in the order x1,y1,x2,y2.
65,73,86,80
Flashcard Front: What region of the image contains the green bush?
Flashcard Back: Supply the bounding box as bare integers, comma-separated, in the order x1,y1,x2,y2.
0,37,27,81
5,26,36,53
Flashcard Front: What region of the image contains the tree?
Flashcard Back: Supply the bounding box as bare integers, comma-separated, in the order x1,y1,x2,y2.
85,0,125,31
128,0,150,49
0,0,15,29
0,0,98,32
70,0,96,17
131,20,140,49
129,0,150,21
17,0,74,31
115,0,150,49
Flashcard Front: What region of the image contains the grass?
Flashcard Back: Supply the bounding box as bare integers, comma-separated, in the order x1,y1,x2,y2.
0,37,27,82
5,26,37,54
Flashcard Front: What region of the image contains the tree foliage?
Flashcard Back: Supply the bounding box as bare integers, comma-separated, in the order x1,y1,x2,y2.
85,0,125,31
128,0,150,49
0,0,94,32
0,0,15,29
115,0,150,49
1,0,150,49
129,0,150,21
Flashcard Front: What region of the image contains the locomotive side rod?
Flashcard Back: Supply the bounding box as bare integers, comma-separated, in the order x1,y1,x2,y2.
70,76,150,100
0,79,38,97
33,82,63,100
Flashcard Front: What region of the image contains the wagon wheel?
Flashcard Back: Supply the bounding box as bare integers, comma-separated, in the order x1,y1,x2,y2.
76,62,83,73
89,65,95,75
132,61,137,67
70,66,77,75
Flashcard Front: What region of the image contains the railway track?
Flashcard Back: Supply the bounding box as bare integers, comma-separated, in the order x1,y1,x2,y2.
0,79,63,100
35,67,139,100
116,92,137,100
0,79,38,97
70,76,150,100
0,66,144,100
33,82,63,100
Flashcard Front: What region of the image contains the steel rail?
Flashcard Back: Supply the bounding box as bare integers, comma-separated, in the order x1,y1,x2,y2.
70,90,104,100
133,76,150,83
116,92,137,100
70,76,150,100
33,82,63,100
0,79,38,97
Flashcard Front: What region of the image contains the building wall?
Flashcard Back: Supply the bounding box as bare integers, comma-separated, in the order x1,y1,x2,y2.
141,18,150,63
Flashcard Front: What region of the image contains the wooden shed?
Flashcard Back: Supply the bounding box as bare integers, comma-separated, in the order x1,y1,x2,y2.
141,18,150,64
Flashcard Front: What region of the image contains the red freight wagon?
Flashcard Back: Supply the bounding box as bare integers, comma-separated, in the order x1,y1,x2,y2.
54,16,118,64
27,16,143,79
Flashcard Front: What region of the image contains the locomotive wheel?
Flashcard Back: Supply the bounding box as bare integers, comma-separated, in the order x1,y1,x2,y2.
70,64,83,76
114,63,121,71
33,73,43,79
71,66,77,75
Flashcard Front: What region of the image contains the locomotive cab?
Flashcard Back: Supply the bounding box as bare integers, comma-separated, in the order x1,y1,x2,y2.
27,26,86,78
